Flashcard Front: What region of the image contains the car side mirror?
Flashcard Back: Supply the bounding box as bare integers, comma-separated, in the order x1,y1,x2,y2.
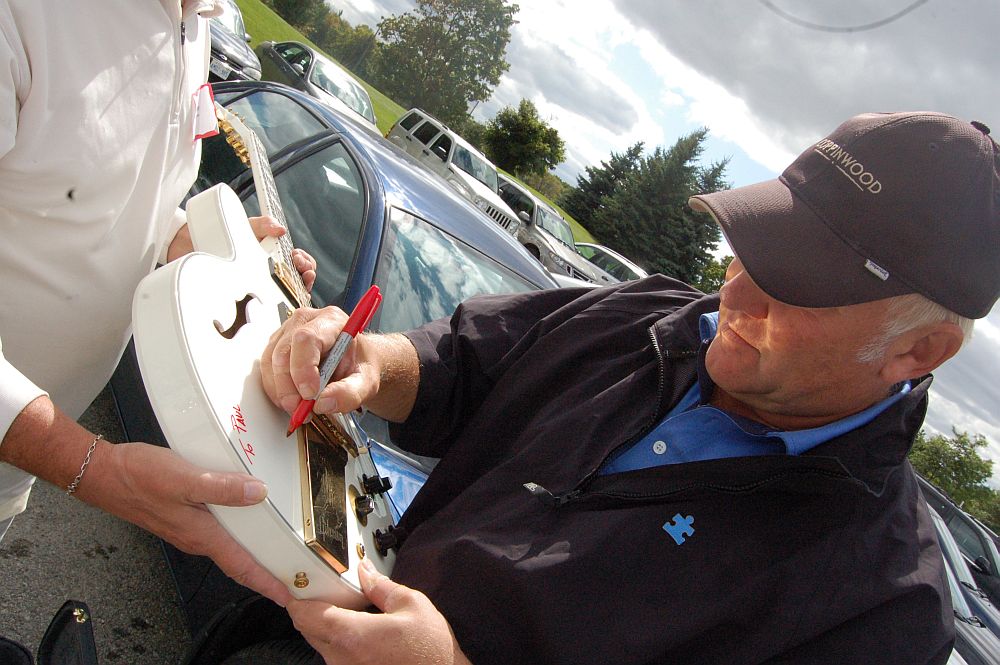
292,63,305,75
518,211,531,224
973,555,994,575
244,32,252,43
433,146,448,161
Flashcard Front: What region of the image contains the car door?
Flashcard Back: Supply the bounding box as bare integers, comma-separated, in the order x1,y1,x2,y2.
261,42,310,88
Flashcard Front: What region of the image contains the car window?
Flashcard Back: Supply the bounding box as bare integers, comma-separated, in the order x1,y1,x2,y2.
412,121,441,146
221,91,326,155
277,43,311,70
589,248,629,280
374,207,535,333
399,112,422,131
948,514,990,563
538,208,575,247
451,145,499,192
499,183,532,217
575,244,596,260
429,134,452,163
310,58,376,125
242,141,366,308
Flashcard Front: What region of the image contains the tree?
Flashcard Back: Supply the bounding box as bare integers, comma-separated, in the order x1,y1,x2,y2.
690,255,733,294
367,0,518,126
518,171,568,202
482,99,565,175
909,428,1000,531
558,142,643,231
586,130,729,285
307,12,379,77
266,0,329,33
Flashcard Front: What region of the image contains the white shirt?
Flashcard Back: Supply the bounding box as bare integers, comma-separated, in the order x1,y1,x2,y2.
0,0,219,519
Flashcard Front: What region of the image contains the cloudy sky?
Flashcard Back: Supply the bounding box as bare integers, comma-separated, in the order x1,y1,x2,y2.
333,0,1000,484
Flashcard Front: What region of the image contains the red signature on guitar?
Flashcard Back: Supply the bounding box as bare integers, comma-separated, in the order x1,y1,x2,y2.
232,405,255,465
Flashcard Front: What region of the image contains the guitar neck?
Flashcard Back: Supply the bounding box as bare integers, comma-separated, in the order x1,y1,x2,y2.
218,106,311,309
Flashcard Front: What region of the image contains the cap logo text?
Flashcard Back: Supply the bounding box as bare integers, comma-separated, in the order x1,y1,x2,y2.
814,139,882,194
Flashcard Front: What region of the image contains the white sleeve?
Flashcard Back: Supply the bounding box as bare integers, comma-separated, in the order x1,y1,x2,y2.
0,340,47,447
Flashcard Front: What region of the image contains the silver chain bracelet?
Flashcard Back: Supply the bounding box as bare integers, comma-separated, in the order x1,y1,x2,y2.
65,434,103,495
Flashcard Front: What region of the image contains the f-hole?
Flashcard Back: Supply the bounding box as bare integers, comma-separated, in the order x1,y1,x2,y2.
214,294,258,339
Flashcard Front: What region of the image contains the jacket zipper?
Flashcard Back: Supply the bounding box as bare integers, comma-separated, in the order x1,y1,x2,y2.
525,326,673,506
169,9,186,123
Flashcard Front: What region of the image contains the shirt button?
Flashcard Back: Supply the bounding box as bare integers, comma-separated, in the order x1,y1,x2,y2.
652,440,667,455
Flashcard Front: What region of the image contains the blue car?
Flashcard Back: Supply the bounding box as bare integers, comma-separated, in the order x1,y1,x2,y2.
109,80,557,659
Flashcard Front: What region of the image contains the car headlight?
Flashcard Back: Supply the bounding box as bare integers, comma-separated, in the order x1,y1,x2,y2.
547,250,568,270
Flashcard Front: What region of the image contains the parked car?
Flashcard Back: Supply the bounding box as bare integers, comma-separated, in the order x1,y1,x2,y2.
931,506,1000,639
108,80,558,663
386,108,520,237
496,174,612,284
575,241,649,282
207,0,261,82
939,536,1000,664
256,40,378,132
920,474,1000,607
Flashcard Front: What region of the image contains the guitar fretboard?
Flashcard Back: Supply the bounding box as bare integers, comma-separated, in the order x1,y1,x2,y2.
218,106,311,309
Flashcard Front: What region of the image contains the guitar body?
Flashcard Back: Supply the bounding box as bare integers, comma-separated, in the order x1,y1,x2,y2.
132,183,395,608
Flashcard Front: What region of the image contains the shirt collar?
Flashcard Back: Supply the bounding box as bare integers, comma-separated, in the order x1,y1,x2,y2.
695,311,912,454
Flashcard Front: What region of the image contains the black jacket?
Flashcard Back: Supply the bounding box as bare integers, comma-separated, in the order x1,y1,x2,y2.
390,276,954,664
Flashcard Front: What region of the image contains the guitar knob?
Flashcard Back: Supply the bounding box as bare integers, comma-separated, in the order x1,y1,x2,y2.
362,474,392,496
374,527,400,556
355,494,375,519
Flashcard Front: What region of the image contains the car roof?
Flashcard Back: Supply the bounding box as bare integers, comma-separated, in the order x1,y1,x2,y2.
401,108,493,161
213,81,556,289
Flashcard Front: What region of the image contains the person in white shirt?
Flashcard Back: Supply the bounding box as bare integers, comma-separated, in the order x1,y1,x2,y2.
0,0,310,607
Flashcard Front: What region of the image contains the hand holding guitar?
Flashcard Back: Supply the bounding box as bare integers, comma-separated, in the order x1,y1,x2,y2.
287,559,471,665
166,214,318,294
0,394,294,607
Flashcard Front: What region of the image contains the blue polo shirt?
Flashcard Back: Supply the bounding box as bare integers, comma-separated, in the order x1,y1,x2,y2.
600,312,911,475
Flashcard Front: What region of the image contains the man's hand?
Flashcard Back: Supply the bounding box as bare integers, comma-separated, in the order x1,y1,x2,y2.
78,439,293,607
166,216,318,293
247,215,317,293
260,306,382,417
287,559,471,665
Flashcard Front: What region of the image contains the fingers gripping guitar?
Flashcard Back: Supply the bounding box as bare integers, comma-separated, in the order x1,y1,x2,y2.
131,104,395,608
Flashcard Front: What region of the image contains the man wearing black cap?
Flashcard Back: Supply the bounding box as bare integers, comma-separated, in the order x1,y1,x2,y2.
261,112,998,664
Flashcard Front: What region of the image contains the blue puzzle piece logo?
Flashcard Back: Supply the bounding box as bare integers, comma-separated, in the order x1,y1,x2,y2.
663,513,695,545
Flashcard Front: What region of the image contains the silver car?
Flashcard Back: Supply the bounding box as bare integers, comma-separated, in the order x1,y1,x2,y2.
256,40,378,132
498,175,616,285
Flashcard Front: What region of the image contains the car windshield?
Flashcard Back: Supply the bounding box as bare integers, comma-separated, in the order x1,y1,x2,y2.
537,207,575,247
211,0,245,36
375,207,535,333
452,145,499,192
310,59,376,125
933,512,980,589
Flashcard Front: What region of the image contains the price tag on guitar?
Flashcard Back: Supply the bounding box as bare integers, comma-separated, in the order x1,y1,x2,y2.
131,102,396,608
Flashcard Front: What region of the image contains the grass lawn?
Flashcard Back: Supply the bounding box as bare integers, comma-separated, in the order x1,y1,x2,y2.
232,0,590,240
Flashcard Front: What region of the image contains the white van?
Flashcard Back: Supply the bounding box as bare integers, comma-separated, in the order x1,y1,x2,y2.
386,109,520,236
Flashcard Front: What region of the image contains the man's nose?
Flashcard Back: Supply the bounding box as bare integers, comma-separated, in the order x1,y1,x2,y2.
720,260,769,318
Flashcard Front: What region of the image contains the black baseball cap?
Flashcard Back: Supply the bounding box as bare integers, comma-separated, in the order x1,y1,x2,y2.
690,112,1000,319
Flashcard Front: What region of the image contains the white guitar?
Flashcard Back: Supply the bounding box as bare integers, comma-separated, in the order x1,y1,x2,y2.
131,103,396,608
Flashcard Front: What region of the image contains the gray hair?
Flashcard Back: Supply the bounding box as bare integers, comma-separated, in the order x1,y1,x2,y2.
857,293,974,364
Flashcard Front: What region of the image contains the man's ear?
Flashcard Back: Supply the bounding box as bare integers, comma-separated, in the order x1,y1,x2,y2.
879,322,965,384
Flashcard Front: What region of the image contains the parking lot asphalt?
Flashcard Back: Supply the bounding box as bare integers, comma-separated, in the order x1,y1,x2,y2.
0,385,191,664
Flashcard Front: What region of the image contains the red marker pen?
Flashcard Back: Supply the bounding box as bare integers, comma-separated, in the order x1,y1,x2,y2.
286,284,382,436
